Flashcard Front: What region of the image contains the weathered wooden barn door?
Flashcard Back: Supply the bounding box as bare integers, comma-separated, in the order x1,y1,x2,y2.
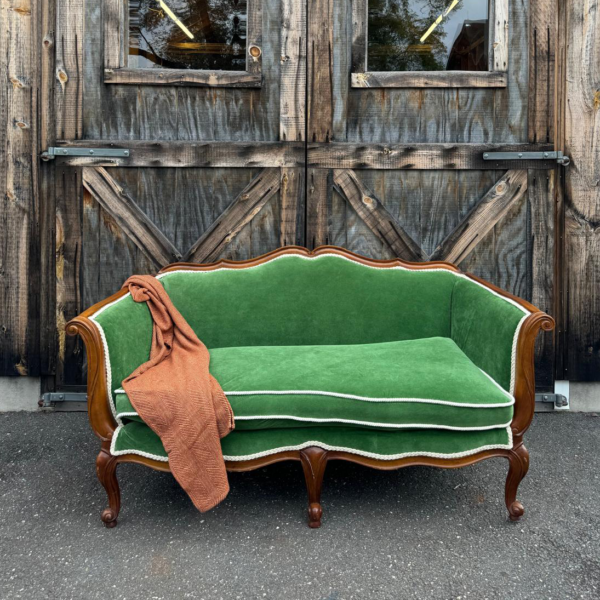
49,0,306,387
305,0,563,389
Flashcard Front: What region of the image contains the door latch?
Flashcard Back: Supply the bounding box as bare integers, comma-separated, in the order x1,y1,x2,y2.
483,151,570,166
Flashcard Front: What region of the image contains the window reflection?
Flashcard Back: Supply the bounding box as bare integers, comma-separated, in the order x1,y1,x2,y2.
367,0,489,72
129,0,247,70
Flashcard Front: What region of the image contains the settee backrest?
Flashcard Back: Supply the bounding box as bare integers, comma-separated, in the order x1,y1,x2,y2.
90,251,530,402
158,254,457,348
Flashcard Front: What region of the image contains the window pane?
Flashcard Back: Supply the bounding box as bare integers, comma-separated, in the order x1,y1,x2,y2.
129,0,247,70
367,0,489,72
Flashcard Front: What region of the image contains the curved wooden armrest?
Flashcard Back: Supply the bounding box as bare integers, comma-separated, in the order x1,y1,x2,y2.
511,311,555,442
67,316,118,442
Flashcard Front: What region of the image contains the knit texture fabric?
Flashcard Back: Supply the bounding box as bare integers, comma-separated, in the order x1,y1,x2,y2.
121,275,234,512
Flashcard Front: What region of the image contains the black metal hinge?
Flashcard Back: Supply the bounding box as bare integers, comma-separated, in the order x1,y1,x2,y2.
41,147,130,161
483,150,570,166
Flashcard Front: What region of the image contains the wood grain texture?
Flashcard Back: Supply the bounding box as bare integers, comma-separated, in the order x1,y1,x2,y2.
0,0,40,376
308,143,556,170
55,168,84,386
528,0,557,143
351,72,508,89
82,168,182,268
280,0,306,141
333,170,428,261
431,170,528,264
246,0,263,75
351,0,367,73
103,0,125,70
306,169,332,248
529,170,556,389
52,141,305,167
39,0,57,376
280,168,305,246
185,169,281,263
564,0,600,380
493,0,510,72
53,0,84,384
308,0,334,142
104,69,263,88
55,0,83,140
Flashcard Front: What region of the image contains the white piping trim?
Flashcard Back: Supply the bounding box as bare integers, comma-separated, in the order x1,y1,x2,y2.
114,409,512,431
109,424,513,462
113,386,513,408
231,416,512,431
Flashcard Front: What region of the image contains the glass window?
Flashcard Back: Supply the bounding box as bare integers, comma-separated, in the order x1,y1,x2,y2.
128,0,247,70
367,0,489,72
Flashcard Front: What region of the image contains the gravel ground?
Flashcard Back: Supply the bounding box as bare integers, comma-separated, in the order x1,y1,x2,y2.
0,412,599,600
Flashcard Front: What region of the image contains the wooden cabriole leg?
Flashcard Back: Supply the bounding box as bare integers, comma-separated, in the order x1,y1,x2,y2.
505,443,529,522
299,446,328,528
96,445,121,528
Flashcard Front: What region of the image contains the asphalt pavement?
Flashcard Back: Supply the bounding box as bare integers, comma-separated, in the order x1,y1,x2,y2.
0,412,598,600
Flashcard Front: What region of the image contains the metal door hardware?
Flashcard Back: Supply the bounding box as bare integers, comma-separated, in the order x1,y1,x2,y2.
483,151,570,166
535,393,570,410
39,392,88,407
41,147,130,161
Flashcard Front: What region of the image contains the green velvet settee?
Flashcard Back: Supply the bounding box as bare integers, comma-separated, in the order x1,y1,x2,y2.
68,246,554,528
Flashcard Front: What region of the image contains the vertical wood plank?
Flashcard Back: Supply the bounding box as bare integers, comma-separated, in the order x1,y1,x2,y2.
307,169,331,248
39,0,57,377
103,0,126,71
55,0,83,140
0,0,40,376
351,0,367,73
493,0,510,72
307,0,334,143
528,0,557,143
280,0,306,141
54,0,84,386
55,167,83,385
564,0,600,381
307,0,334,249
529,170,556,389
280,168,305,246
246,0,264,75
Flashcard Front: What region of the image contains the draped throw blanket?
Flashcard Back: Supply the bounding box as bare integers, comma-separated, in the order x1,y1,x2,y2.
121,275,235,512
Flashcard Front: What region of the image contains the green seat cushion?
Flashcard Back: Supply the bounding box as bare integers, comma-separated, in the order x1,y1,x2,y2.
113,337,513,432
111,421,512,462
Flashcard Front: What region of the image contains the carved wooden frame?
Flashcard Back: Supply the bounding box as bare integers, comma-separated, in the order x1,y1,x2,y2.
67,245,554,528
103,0,263,87
351,0,509,88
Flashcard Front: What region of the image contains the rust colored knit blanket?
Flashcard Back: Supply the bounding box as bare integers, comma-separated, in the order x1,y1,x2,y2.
121,275,235,512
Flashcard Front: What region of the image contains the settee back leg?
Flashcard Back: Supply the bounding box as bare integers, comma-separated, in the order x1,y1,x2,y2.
96,446,121,528
505,443,529,522
300,447,328,528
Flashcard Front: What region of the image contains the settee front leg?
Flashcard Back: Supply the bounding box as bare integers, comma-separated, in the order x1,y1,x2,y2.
505,443,529,522
300,447,328,528
96,446,121,528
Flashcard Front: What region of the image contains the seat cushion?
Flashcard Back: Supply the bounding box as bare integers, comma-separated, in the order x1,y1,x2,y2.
113,337,513,432
111,422,513,462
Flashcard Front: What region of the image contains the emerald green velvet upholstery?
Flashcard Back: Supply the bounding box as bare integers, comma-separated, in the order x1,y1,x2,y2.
114,338,513,430
89,253,528,461
112,421,512,461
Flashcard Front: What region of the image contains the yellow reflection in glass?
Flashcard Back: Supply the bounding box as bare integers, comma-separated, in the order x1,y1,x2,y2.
158,0,195,40
420,0,459,43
